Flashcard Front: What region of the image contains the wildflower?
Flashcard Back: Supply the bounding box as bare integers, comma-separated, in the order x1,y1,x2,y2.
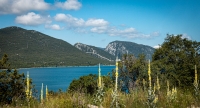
194,65,198,86
146,60,157,108
46,85,48,100
153,83,156,94
156,75,160,91
148,60,151,88
25,71,31,99
167,80,170,97
98,63,102,88
30,89,32,98
115,57,119,91
193,65,199,101
143,79,146,90
41,83,43,102
94,64,105,106
153,95,158,104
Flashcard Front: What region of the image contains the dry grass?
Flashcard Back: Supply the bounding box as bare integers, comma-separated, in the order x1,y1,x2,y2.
2,87,200,108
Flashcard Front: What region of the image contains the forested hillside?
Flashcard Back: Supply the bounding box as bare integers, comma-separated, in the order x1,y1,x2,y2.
0,26,113,68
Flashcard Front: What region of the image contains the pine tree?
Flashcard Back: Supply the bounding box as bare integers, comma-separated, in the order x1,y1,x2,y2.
0,54,27,104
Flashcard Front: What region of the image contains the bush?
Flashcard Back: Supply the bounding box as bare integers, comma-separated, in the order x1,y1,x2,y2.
67,74,113,95
0,54,26,105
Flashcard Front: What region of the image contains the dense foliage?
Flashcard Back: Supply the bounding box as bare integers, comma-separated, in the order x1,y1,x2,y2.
68,74,113,95
0,26,113,68
0,54,26,105
117,54,148,92
152,34,200,87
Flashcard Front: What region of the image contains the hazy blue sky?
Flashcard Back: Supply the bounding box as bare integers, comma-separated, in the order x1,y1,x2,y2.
0,0,199,48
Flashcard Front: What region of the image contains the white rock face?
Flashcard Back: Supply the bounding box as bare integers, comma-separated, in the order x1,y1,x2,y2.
74,43,113,61
105,41,155,59
74,43,96,53
105,42,128,56
105,42,117,56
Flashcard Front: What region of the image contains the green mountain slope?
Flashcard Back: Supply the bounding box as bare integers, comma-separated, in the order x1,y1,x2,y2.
74,43,115,61
0,26,113,68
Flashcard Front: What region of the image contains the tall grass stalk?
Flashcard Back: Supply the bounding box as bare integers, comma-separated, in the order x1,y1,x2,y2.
194,65,199,101
93,63,105,107
146,60,157,108
41,83,43,103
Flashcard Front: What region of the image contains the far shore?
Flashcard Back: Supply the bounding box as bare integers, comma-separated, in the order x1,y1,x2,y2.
18,65,115,70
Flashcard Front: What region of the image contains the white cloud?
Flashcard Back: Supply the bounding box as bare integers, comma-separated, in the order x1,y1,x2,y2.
182,33,191,40
85,19,109,27
0,0,50,14
150,31,160,37
15,12,51,26
54,14,85,27
55,0,82,10
54,13,109,28
45,24,62,30
91,26,108,33
53,13,160,39
153,45,161,49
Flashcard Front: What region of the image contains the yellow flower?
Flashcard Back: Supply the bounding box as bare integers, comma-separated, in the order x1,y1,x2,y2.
30,89,32,98
194,65,198,86
143,79,146,86
156,75,160,91
167,80,170,97
153,95,158,104
98,63,102,88
46,85,48,100
148,60,151,88
41,83,43,102
115,57,119,91
26,71,31,99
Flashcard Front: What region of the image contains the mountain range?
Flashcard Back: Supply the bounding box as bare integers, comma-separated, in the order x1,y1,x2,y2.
74,41,155,61
0,26,155,68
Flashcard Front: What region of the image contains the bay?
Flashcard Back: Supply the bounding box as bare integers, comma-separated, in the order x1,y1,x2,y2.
19,65,115,93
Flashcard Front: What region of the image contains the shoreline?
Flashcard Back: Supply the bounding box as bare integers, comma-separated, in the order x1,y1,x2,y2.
19,65,115,70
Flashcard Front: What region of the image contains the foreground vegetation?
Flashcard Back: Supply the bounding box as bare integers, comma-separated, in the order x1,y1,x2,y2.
1,85,200,108
1,34,200,107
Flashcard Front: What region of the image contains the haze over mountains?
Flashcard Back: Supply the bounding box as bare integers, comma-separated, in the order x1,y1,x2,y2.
0,26,155,68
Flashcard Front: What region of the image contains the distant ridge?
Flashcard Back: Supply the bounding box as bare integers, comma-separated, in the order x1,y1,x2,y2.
74,43,115,61
105,41,155,59
74,41,155,60
0,26,113,68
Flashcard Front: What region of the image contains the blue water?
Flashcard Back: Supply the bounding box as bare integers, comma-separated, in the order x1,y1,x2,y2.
19,66,115,92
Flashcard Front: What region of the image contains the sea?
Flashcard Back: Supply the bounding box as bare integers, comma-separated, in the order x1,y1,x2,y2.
19,65,115,93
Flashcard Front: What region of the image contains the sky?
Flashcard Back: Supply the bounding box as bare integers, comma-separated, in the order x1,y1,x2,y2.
0,0,200,48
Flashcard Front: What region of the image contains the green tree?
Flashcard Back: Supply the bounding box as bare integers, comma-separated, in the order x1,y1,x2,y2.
0,54,10,69
152,34,200,87
0,54,26,105
68,74,113,95
118,54,148,92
